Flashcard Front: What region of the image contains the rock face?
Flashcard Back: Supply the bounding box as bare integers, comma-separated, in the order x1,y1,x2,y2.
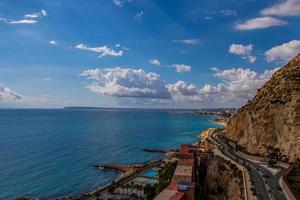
225,55,300,161
204,155,243,200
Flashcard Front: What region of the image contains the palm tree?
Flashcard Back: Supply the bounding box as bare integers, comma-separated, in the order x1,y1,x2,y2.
140,185,145,198
126,183,131,196
137,184,143,197
130,181,134,195
136,184,140,197
119,185,123,195
122,184,126,195
135,184,140,197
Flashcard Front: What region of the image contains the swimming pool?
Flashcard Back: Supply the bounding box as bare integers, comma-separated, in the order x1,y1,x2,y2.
142,170,159,178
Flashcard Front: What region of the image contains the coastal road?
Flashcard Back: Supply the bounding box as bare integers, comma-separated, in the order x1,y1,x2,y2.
213,135,287,200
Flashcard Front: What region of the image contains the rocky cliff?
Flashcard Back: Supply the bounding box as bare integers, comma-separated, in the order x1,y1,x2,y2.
225,55,300,161
204,155,244,200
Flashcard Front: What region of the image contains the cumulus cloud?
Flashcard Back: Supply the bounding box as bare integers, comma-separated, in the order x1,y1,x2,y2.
261,0,300,16
80,68,171,99
75,44,123,58
167,67,279,105
0,9,47,24
79,66,279,107
235,16,287,30
134,11,143,20
265,40,300,62
173,39,200,45
150,59,161,66
229,44,257,63
204,67,279,102
171,64,192,73
167,81,203,102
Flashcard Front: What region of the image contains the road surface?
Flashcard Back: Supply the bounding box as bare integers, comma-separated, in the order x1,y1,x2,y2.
213,135,287,200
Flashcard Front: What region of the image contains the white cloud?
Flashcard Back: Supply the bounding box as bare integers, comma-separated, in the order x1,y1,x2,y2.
202,9,237,20
221,9,237,16
112,0,132,7
167,81,203,102
114,44,129,50
80,67,171,99
235,16,287,30
75,44,123,58
261,0,300,16
0,84,22,101
79,66,280,107
24,9,47,19
265,40,300,62
208,67,278,94
171,67,278,104
229,44,257,63
41,9,47,17
134,11,143,20
24,14,40,19
9,19,38,24
0,9,47,25
0,83,60,108
171,64,192,73
112,0,124,6
49,40,58,45
173,39,200,45
166,67,279,105
150,59,161,66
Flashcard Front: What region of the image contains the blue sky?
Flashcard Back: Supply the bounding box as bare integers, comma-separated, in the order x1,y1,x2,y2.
0,0,299,108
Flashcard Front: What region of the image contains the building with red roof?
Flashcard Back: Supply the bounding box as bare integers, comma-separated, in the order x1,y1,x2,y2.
154,144,197,200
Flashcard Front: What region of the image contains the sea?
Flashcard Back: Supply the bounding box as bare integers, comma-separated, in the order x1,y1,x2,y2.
0,108,219,199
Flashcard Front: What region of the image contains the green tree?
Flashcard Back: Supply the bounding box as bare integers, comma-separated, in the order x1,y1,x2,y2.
144,184,157,200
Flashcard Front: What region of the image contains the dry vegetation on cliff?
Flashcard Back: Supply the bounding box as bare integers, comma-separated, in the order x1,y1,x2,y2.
202,154,244,200
285,158,300,199
225,55,300,161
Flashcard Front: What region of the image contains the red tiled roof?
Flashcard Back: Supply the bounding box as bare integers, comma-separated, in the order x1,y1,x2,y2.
154,144,197,200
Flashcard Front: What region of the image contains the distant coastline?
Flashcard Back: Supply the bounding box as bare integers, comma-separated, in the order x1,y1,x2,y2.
64,106,236,116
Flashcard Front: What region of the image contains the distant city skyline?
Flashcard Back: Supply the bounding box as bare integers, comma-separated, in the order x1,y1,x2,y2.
0,0,299,108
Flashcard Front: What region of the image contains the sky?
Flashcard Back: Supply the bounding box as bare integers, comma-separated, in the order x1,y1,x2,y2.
0,0,299,108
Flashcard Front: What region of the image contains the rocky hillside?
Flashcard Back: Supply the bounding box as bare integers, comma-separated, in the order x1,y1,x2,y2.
225,55,300,161
204,155,244,200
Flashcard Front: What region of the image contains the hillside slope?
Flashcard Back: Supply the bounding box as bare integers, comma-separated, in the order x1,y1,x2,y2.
225,55,300,161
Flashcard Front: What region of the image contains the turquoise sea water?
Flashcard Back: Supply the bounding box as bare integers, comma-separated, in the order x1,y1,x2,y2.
0,109,219,199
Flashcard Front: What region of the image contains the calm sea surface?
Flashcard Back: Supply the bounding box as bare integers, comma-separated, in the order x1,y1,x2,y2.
0,109,219,199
